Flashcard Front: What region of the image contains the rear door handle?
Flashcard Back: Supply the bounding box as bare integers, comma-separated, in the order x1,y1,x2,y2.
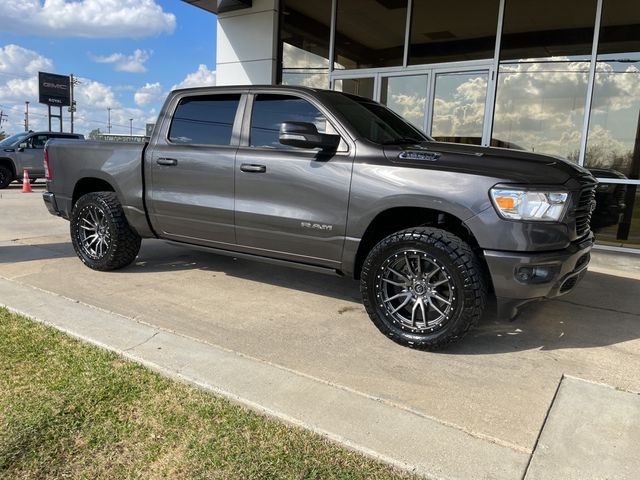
157,157,178,166
240,164,266,173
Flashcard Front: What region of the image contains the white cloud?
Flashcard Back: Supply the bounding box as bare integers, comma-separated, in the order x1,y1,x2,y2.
1,0,176,38
0,44,54,76
0,43,157,136
92,49,152,73
172,64,216,90
134,82,162,106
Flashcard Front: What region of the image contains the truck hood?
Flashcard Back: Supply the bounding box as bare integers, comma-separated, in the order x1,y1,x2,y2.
382,141,590,185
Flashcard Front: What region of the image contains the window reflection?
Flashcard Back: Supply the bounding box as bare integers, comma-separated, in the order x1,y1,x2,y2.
335,0,407,69
408,0,499,65
585,0,640,180
492,0,597,158
431,72,487,144
280,0,332,88
380,75,428,129
333,77,375,99
593,184,640,248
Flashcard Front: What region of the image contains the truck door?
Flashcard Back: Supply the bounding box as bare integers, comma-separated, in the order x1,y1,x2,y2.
234,93,354,267
20,134,48,176
145,92,242,247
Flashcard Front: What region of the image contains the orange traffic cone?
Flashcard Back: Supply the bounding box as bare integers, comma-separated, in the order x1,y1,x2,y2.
22,169,32,193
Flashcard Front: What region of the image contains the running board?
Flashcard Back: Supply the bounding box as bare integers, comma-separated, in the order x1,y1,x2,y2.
164,240,343,277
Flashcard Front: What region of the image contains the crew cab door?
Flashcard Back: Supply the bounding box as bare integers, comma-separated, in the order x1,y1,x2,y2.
145,92,243,246
19,134,49,175
234,92,354,267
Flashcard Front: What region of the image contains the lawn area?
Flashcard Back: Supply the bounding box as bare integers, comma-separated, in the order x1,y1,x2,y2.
0,308,416,480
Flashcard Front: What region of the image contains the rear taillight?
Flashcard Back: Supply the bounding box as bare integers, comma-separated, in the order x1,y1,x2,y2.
44,149,52,180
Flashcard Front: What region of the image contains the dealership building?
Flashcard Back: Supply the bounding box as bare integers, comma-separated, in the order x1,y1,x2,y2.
185,0,639,252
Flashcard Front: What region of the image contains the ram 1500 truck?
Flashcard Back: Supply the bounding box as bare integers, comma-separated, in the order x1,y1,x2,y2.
42,86,597,349
0,131,84,188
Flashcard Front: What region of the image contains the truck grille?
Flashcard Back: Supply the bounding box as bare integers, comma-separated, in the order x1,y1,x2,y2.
575,174,597,238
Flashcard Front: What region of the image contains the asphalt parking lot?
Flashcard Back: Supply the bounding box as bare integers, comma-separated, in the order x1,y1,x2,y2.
2,184,640,478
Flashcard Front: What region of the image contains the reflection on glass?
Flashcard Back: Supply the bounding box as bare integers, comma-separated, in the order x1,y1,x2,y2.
280,0,332,88
335,0,407,69
333,77,375,99
499,0,597,61
380,75,428,129
493,61,590,156
493,0,597,158
408,0,499,65
585,0,640,180
431,72,487,145
593,184,640,248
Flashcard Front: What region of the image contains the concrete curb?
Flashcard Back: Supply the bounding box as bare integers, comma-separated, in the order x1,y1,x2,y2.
0,276,529,480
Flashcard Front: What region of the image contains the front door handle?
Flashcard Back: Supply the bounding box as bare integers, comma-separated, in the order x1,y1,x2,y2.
157,157,178,166
240,164,266,173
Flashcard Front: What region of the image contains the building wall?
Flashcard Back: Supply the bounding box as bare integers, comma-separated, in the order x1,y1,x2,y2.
216,0,279,85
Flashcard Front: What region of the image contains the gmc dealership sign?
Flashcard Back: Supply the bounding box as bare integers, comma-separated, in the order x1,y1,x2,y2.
39,72,70,106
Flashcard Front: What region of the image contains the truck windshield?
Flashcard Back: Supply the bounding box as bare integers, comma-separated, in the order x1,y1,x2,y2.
0,132,30,147
323,92,431,145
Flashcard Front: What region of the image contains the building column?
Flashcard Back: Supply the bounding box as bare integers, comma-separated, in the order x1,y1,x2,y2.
216,0,279,86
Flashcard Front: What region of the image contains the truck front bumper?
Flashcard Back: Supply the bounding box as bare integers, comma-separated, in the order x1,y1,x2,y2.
483,233,594,318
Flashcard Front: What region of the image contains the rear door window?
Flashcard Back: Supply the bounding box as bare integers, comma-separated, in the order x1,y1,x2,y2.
169,94,241,145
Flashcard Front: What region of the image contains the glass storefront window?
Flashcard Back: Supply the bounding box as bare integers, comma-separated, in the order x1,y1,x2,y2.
333,77,375,99
492,0,597,158
585,0,640,181
431,71,488,145
335,0,407,69
280,0,332,88
408,0,500,65
592,183,640,248
380,75,429,129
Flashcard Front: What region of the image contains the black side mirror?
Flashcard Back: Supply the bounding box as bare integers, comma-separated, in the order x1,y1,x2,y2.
18,142,28,152
279,122,340,151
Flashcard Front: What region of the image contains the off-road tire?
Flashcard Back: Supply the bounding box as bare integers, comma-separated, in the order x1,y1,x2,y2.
0,166,13,189
361,227,486,350
70,192,141,271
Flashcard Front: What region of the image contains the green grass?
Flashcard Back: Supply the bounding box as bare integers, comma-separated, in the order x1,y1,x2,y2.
0,308,417,480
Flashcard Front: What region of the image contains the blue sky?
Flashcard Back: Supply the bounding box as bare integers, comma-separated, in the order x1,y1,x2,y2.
0,0,218,135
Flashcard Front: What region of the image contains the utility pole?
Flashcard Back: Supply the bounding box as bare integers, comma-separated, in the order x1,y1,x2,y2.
24,101,29,131
107,107,112,134
69,74,80,134
0,110,7,129
129,118,133,136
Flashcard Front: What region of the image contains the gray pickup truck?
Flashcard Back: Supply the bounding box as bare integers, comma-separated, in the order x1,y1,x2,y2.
43,85,597,349
0,131,84,188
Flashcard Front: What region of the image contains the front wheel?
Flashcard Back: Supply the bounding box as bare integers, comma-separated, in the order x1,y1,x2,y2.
70,192,141,270
361,227,486,350
0,166,13,189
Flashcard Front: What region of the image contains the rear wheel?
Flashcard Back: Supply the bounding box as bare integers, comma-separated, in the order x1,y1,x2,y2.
361,227,486,350
70,192,141,270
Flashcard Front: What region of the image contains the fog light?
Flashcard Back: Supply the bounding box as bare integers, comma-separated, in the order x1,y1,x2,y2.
515,266,557,284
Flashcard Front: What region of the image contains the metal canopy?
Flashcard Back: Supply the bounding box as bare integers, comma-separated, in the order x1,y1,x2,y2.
182,0,252,14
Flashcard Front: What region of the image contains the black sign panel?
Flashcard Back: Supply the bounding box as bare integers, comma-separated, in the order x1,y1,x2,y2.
38,72,70,106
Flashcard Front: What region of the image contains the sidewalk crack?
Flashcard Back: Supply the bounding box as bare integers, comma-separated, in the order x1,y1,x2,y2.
123,331,159,352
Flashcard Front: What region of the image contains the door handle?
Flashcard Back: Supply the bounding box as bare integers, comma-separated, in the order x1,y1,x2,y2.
240,164,266,173
157,157,178,166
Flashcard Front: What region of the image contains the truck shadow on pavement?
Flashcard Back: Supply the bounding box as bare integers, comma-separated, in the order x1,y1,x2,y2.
0,242,76,263
129,241,640,353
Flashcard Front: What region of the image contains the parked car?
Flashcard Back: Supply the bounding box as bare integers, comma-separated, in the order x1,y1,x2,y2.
42,86,597,349
0,131,84,188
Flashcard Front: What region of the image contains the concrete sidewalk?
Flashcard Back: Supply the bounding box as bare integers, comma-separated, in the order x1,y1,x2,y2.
1,277,527,480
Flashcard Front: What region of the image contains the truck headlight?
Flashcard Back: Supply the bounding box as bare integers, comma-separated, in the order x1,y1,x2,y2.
490,188,569,221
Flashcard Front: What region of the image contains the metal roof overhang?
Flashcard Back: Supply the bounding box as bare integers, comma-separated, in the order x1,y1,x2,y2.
182,0,252,14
